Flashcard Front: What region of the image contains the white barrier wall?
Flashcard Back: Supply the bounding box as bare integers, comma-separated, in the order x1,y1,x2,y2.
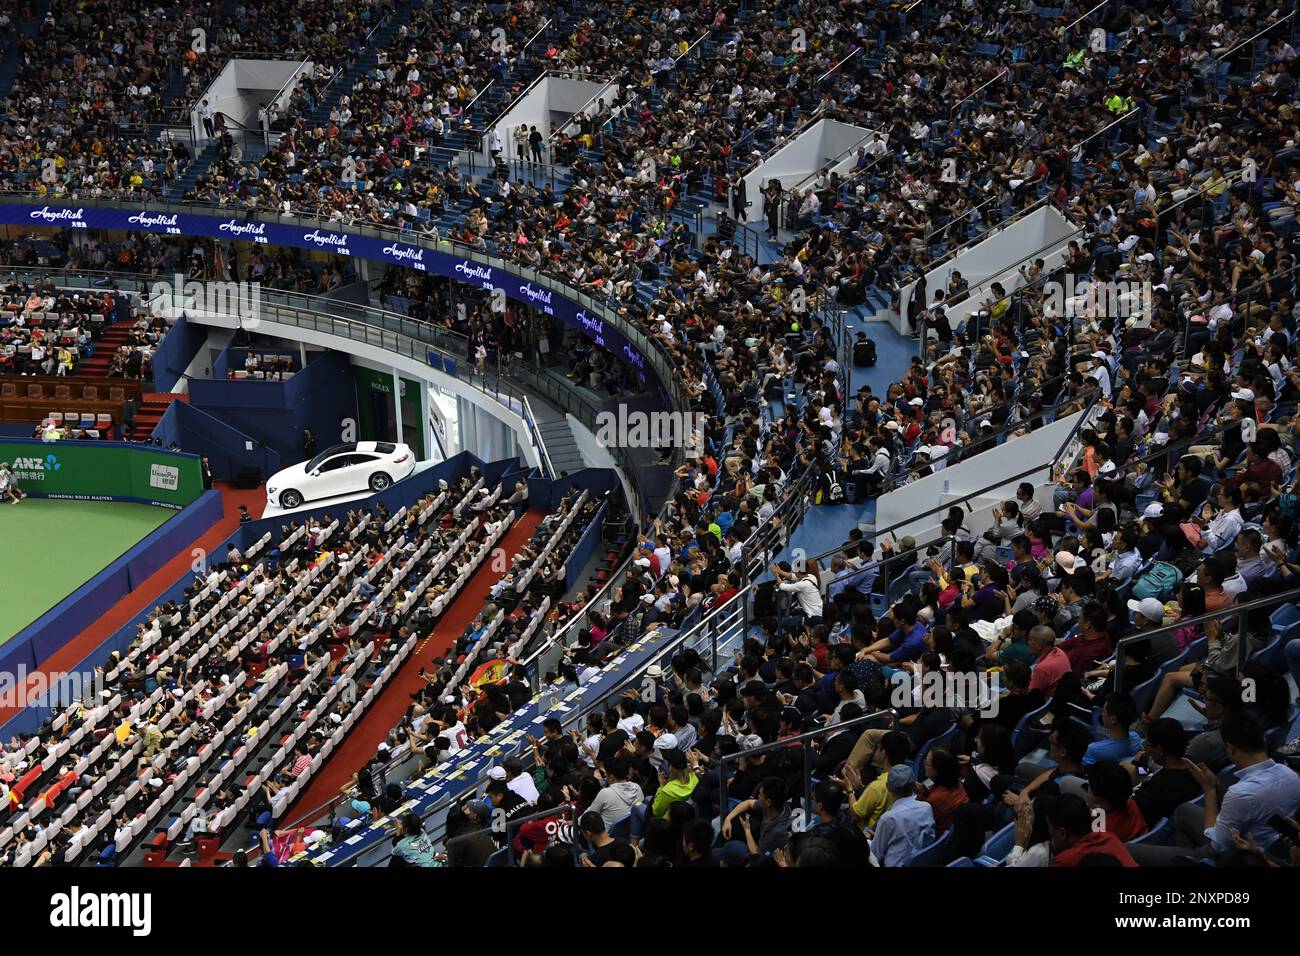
896,205,1081,331
742,118,882,202
189,58,311,144
873,409,1086,542
482,75,621,160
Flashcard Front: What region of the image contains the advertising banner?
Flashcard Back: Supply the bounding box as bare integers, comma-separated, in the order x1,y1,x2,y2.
0,439,204,508
1,203,652,384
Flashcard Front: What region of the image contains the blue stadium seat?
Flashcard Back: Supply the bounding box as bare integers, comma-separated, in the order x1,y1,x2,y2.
908,828,952,867
1127,817,1172,848
975,821,1016,866
609,814,632,841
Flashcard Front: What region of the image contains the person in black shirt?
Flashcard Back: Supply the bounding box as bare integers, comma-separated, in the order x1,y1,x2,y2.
482,779,529,844
1132,718,1203,827
813,704,864,776
578,812,628,866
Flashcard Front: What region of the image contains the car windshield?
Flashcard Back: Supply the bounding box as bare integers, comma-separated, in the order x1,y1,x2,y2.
374,442,397,454
305,443,355,472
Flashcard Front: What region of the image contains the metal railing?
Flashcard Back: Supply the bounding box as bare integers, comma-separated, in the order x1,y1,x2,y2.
784,127,884,199
1113,584,1300,693
816,46,862,85
0,193,688,409
316,578,759,866
801,396,1099,569
1210,10,1295,65
520,394,555,480
1062,0,1113,42
711,710,893,822
545,74,623,146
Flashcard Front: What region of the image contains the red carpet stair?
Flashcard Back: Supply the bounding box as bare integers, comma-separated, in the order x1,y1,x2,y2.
80,318,137,377
133,392,188,439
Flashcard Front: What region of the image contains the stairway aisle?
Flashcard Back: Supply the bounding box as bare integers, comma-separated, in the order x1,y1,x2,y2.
283,507,547,823
78,318,136,377
132,392,189,439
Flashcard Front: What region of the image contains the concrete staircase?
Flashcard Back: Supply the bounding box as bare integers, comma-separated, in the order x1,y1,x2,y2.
535,417,586,477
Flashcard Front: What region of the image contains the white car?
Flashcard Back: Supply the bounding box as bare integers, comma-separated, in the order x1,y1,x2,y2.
267,441,415,510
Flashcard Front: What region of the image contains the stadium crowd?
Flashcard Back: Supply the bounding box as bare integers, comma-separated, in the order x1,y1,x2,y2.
0,0,1298,871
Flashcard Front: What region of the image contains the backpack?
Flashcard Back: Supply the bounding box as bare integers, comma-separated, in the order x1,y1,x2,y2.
1130,561,1184,601
826,480,844,504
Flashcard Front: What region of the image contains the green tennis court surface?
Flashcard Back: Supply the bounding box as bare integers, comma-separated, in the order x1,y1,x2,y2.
0,498,174,644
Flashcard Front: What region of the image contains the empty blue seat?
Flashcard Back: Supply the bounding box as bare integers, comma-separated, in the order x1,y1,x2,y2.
1127,817,1172,848
609,814,632,841
976,821,1016,865
907,828,953,867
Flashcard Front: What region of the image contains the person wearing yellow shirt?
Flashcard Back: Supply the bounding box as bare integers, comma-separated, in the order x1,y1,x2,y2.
651,748,698,817
1203,166,1227,198
837,730,912,830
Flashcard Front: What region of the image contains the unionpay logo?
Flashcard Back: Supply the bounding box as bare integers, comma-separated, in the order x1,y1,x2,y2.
149,464,179,491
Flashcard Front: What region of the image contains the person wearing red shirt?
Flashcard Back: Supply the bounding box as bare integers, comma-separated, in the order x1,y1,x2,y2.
511,791,573,860
1027,626,1070,698
1086,761,1148,844
1058,603,1115,674
1224,441,1282,493
1047,794,1138,867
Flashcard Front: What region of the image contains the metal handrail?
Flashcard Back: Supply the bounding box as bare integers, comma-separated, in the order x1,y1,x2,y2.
317,581,755,866
1070,107,1139,156
545,73,623,146
1113,584,1300,692
461,79,497,118
712,709,894,821
520,394,556,480
519,17,555,59
785,126,884,197
468,69,550,140
0,194,690,417
674,32,713,65
921,193,1054,265
948,66,1011,116
1063,0,1114,38
919,222,1085,319
737,103,830,175
803,395,1099,567
881,385,1099,492
816,46,861,84
1211,10,1295,63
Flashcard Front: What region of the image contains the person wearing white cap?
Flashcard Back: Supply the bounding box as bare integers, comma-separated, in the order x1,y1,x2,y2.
1088,350,1113,398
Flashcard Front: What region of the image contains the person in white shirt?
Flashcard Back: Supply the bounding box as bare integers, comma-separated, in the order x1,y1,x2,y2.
500,757,539,804
1089,351,1113,397
616,696,645,737
770,561,824,618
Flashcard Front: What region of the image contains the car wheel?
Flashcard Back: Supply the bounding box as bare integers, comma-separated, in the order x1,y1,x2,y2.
280,489,303,509
369,472,392,492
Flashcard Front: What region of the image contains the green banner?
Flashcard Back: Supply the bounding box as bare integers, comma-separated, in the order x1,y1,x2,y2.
0,440,204,509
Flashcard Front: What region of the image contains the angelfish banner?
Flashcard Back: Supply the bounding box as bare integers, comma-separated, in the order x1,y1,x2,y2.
0,439,204,508
3,203,653,384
